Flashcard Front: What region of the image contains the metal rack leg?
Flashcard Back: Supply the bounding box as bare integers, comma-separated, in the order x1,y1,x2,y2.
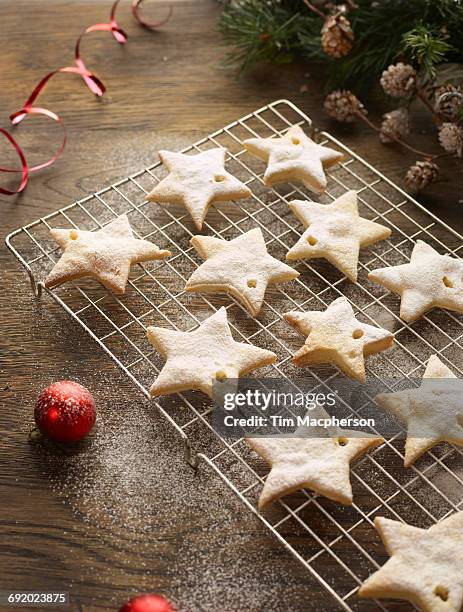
28,272,43,298
184,437,200,470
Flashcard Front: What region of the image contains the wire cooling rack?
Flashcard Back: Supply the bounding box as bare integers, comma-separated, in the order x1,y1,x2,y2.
6,100,463,611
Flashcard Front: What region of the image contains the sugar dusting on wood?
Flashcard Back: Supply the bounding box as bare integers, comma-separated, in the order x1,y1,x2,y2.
28,363,312,610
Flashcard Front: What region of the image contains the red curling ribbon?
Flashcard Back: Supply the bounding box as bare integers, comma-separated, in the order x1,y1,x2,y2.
11,107,67,172
84,0,128,46
73,41,108,97
131,0,173,30
0,129,28,195
10,67,105,128
12,0,127,116
0,0,138,197
1,107,66,196
78,1,128,92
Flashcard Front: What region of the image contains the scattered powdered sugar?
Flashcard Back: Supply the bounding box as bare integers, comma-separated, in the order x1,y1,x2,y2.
29,364,328,611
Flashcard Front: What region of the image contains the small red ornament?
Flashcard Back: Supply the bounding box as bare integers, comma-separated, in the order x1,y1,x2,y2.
119,594,177,612
34,381,96,443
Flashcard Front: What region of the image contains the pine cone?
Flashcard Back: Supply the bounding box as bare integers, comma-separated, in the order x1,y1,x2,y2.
321,13,353,58
323,90,366,122
405,160,439,192
379,108,410,144
438,122,463,157
434,85,463,121
380,63,416,98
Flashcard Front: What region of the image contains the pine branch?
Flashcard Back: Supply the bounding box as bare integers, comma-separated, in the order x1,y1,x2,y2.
218,0,463,91
219,0,312,71
402,25,453,79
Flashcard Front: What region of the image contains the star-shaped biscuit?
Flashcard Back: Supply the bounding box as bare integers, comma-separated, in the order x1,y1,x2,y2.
286,190,391,282
359,513,463,611
185,228,299,316
147,307,276,398
247,416,383,508
375,354,463,467
243,125,343,193
146,148,252,230
368,240,463,323
284,296,394,382
44,214,171,294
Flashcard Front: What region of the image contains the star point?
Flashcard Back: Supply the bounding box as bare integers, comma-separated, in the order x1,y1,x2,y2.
286,190,391,282
359,513,463,611
247,416,383,508
375,354,463,466
147,307,276,398
44,214,171,294
284,297,394,382
243,125,344,193
146,148,252,230
185,228,299,316
368,240,463,322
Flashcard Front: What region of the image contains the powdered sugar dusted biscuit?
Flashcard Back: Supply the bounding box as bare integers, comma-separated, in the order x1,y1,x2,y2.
247,414,383,508
185,228,299,316
286,190,391,282
368,240,463,322
44,214,171,294
375,354,463,467
146,148,252,230
243,125,343,193
284,296,393,382
359,513,463,611
147,307,276,398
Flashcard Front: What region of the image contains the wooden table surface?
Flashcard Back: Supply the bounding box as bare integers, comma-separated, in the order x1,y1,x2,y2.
1,2,462,611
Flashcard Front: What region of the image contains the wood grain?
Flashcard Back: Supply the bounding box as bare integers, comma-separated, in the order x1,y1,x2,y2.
1,1,462,611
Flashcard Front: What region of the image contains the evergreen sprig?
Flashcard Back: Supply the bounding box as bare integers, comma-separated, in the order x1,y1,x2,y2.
402,25,454,79
219,0,463,91
219,1,316,71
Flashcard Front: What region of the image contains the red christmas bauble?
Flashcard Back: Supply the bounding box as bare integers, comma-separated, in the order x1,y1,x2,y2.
34,381,96,443
119,594,176,612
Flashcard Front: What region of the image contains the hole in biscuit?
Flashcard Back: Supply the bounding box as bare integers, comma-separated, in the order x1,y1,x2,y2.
215,370,227,382
214,175,225,183
337,437,348,446
247,279,257,288
443,276,454,288
434,586,448,602
69,229,78,240
307,235,317,246
291,137,300,145
352,329,364,339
